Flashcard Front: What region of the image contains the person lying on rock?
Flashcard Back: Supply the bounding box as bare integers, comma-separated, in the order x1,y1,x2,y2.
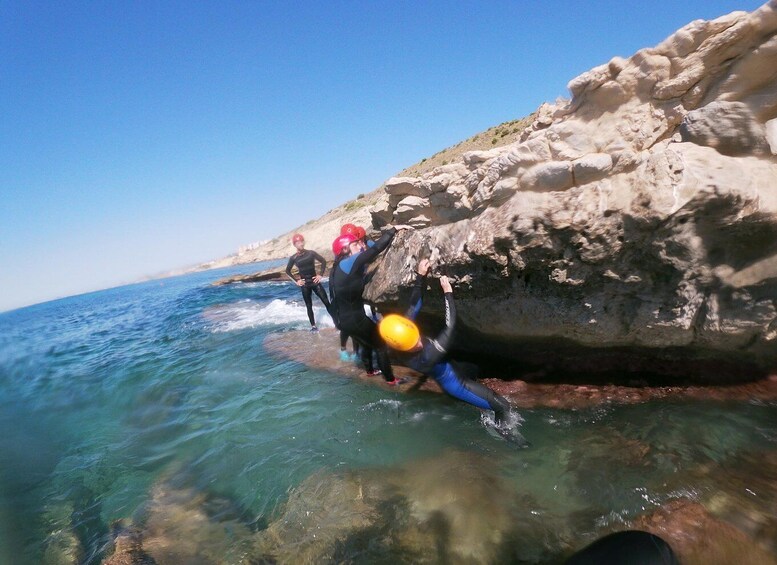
378,259,512,424
285,233,333,333
329,224,412,385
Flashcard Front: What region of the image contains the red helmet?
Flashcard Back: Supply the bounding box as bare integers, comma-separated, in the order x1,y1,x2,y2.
340,223,358,236
354,226,366,240
291,233,304,243
332,234,358,256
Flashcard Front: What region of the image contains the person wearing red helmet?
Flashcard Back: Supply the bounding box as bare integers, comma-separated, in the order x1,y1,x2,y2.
340,223,358,237
285,233,332,332
337,225,376,362
329,224,412,384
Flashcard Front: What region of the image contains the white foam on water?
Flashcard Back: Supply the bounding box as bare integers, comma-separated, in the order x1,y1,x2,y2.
204,299,335,333
481,408,528,446
363,399,403,411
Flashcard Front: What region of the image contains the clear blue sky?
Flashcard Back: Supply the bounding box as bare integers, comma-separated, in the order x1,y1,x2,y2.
0,0,765,312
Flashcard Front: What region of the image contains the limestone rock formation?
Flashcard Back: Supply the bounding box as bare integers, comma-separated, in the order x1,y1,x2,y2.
367,2,777,379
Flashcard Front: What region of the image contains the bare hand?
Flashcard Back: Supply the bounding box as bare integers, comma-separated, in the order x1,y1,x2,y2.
440,276,453,294
417,258,430,276
312,275,322,284
296,279,305,287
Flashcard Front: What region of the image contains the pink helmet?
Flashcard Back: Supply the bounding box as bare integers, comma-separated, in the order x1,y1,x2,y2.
291,233,304,243
332,233,358,256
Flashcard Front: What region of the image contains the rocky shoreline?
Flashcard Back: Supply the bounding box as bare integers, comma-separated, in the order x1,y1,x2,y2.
264,329,777,409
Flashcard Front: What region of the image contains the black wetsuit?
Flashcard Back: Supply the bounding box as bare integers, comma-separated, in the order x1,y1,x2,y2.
564,531,678,565
285,249,332,327
401,272,511,422
330,228,396,380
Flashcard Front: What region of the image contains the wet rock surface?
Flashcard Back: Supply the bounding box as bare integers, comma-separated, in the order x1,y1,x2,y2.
253,450,562,564
631,498,777,565
211,267,288,286
264,329,777,408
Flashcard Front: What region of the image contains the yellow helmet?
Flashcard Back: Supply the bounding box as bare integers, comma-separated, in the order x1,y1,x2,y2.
378,314,420,351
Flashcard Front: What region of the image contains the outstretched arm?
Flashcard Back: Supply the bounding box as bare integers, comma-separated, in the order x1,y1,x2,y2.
312,251,327,282
405,259,430,320
432,276,456,353
350,227,396,272
285,256,298,283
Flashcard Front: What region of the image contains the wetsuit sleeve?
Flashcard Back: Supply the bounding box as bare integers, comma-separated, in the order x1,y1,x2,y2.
351,227,397,272
285,256,297,281
312,251,327,276
432,293,456,353
404,272,426,320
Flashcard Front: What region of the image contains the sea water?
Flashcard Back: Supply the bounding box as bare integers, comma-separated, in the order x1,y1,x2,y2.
0,261,775,563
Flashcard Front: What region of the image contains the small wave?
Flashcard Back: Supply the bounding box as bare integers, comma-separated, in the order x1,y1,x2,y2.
481,409,528,446
363,399,403,411
204,299,335,332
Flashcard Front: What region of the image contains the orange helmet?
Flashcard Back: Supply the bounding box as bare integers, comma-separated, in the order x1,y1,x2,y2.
379,314,421,351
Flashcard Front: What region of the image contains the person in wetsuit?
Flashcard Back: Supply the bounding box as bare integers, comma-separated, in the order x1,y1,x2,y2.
378,259,512,423
285,233,332,332
338,225,377,362
329,224,411,384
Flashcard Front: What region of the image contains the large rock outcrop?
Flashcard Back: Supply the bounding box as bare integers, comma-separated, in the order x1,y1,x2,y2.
367,2,777,380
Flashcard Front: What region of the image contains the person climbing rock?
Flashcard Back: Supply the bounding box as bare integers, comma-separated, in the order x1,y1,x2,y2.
329,224,412,384
378,259,512,423
337,224,379,362
285,233,332,332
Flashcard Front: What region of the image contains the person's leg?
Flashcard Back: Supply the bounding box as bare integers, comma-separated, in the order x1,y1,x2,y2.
312,284,334,317
359,341,375,373
301,285,315,326
340,315,374,373
437,365,510,423
366,318,395,382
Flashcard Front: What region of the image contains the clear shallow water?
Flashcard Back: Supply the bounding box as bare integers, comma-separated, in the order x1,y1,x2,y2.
0,264,775,564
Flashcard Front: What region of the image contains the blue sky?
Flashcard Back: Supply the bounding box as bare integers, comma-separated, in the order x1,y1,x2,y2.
0,0,765,312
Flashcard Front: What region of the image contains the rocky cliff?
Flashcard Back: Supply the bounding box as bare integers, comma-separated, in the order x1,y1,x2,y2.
366,2,777,381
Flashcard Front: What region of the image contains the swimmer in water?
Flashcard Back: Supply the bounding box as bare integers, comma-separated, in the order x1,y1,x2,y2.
379,259,512,424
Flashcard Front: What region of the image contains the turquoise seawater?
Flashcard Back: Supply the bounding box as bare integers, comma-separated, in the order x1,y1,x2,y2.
0,262,775,564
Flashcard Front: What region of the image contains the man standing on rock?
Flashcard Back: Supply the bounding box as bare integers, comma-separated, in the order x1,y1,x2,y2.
330,224,412,384
285,233,332,333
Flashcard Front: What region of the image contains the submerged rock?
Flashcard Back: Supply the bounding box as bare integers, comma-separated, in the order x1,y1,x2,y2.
102,522,155,565
631,498,777,565
665,449,777,556
254,449,561,564
100,473,255,565
365,2,777,381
